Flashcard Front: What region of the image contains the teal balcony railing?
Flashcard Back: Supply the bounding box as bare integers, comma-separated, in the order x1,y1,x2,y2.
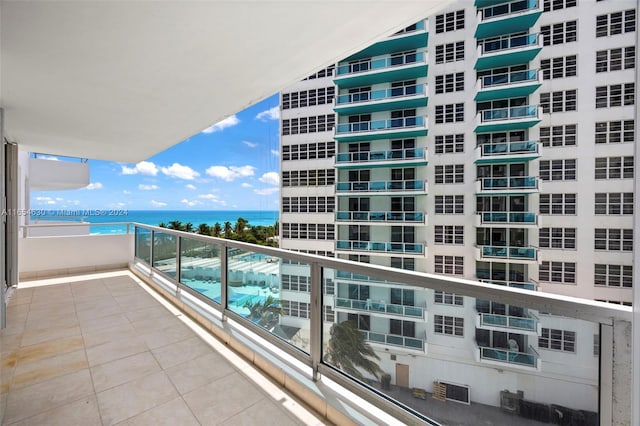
478,33,539,55
336,116,425,134
336,148,425,163
479,279,537,291
360,330,425,352
336,180,425,192
478,176,538,190
479,345,538,368
336,84,425,105
335,211,424,223
479,69,538,89
335,297,425,319
479,140,539,156
336,240,424,254
479,312,538,332
479,245,537,260
480,106,538,122
336,52,425,76
479,0,538,21
478,211,537,224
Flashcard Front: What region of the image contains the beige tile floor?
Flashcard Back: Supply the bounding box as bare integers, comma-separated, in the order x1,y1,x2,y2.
0,271,327,426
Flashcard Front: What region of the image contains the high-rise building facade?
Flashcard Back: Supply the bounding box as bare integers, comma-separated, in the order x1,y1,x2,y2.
279,0,635,415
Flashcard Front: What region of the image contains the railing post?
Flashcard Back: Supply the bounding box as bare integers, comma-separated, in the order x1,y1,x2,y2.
310,262,322,381
175,236,182,296
149,229,155,278
220,245,228,321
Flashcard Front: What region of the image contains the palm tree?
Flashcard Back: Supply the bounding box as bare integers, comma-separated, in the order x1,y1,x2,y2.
183,222,194,233
234,217,248,237
196,223,211,235
223,221,233,238
167,220,184,231
325,320,383,381
243,295,281,329
212,222,222,237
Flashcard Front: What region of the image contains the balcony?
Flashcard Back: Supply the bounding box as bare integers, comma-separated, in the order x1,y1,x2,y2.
475,0,542,39
479,279,537,291
29,156,89,191
343,20,428,63
334,297,426,320
476,245,538,262
334,84,428,114
477,344,541,370
475,33,542,71
475,211,537,227
360,330,426,353
476,312,540,335
335,210,425,224
474,105,541,133
336,180,427,195
334,52,428,89
335,240,425,256
334,116,428,142
476,176,539,193
474,69,541,102
475,140,541,163
335,147,427,168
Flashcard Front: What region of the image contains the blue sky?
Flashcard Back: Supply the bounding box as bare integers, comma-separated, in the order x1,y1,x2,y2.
31,94,281,211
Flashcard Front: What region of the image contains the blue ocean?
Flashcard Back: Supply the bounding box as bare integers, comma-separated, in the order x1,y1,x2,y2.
30,210,278,235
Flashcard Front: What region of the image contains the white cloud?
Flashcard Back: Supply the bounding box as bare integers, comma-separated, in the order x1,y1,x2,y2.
270,149,280,157
254,187,279,196
138,184,159,191
55,197,63,201
258,172,280,186
35,196,52,201
123,190,132,195
255,106,279,121
205,165,255,182
241,183,252,188
86,182,103,190
38,155,59,161
160,163,200,180
242,141,258,148
202,115,240,133
198,193,226,206
185,184,197,190
150,200,167,207
181,199,202,207
121,161,158,176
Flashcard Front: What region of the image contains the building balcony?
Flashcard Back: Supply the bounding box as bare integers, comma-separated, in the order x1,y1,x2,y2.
334,84,428,114
476,311,541,336
361,330,426,353
334,52,428,89
334,116,427,142
475,0,542,39
475,140,541,163
335,210,426,224
336,180,427,195
475,176,539,193
475,211,537,227
474,105,542,133
335,240,426,256
476,245,538,262
474,69,541,102
29,156,89,191
334,297,427,320
343,20,428,63
479,279,537,291
476,344,541,370
475,33,542,71
335,148,427,169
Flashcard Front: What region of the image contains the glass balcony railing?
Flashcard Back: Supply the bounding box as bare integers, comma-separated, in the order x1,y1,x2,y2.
479,0,539,21
336,148,425,163
336,116,425,134
478,176,538,190
336,84,425,105
480,106,538,122
335,297,425,319
335,211,424,222
478,33,539,55
479,245,537,260
336,240,424,254
479,70,538,89
479,345,538,368
336,180,425,192
360,330,425,351
478,140,539,156
336,52,425,76
478,211,537,224
479,312,538,332
479,279,537,291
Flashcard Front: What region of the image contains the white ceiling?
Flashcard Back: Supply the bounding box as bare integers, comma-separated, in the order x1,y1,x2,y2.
1,1,452,163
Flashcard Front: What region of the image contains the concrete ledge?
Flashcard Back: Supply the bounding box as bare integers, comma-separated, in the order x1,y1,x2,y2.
19,263,128,281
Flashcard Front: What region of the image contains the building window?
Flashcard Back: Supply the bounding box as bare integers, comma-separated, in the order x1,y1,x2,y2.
434,226,464,245
539,261,576,284
282,196,335,213
281,274,310,292
541,55,577,79
282,169,335,187
540,90,577,113
539,228,576,249
435,72,464,94
435,9,464,33
435,103,464,123
594,229,633,251
539,328,576,353
595,193,634,215
434,291,463,306
594,156,634,179
596,46,636,72
282,300,310,319
595,120,635,144
434,41,465,64
435,195,464,214
543,0,576,12
282,87,335,110
282,141,335,161
434,315,464,337
303,65,335,80
539,159,576,181
324,278,335,295
434,134,464,154
595,83,635,108
434,255,464,275
434,164,464,184
539,193,576,215
596,9,636,37
541,20,577,46
595,264,633,287
281,114,335,135
324,305,335,322
282,223,335,240
540,124,576,147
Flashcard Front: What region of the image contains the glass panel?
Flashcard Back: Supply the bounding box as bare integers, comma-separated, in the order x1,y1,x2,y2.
135,227,151,264
180,237,222,304
152,231,177,279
